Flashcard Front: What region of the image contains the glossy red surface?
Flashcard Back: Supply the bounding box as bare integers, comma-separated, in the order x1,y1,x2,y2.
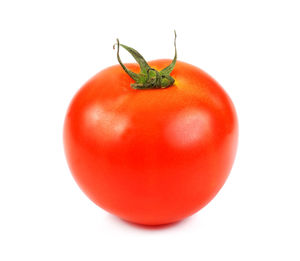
64,60,238,225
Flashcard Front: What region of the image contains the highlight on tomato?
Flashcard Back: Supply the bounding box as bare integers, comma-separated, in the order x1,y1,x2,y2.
63,32,238,225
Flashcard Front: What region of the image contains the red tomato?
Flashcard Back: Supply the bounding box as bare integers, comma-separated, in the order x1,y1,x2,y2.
64,46,238,225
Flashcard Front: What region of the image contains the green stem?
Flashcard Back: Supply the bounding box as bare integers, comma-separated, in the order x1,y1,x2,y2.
113,31,177,89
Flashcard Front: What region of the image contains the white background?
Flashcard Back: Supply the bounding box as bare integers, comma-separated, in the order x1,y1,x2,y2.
1,0,299,260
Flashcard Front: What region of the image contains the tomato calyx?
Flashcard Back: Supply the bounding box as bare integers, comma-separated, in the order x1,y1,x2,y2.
113,31,177,90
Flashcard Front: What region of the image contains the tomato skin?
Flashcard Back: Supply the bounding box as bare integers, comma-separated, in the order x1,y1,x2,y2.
63,60,238,225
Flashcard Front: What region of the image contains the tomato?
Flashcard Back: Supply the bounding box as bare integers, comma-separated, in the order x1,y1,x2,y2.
63,36,238,225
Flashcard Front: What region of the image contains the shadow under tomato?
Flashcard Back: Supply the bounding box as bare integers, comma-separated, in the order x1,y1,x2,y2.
108,215,192,231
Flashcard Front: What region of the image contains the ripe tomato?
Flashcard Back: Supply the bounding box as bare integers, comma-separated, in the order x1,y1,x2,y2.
63,36,238,225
